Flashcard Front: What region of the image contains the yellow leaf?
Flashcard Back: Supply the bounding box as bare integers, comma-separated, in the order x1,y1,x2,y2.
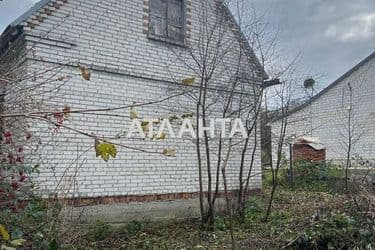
79,65,91,80
95,143,117,162
182,77,196,85
155,132,166,140
181,113,194,119
162,148,176,157
0,225,10,241
168,115,179,122
10,239,26,247
141,121,149,133
130,107,138,120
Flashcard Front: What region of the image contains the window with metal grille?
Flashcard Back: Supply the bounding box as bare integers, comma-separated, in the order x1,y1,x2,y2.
149,0,185,43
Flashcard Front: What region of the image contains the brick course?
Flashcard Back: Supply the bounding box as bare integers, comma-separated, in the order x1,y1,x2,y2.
293,144,326,162
60,189,262,207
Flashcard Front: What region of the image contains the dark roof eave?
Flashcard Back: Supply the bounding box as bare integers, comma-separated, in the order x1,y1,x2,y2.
0,0,51,55
0,26,23,55
1,0,268,79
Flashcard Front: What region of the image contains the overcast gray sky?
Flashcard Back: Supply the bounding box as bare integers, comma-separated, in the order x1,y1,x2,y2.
0,0,38,29
0,0,374,87
246,0,375,87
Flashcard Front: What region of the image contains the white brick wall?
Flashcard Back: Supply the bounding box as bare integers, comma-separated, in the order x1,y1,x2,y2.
271,54,375,163
7,0,263,198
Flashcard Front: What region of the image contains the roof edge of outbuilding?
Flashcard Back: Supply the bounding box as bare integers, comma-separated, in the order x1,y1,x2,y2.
270,51,375,123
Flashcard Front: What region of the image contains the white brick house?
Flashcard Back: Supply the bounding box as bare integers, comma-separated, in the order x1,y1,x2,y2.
271,52,375,163
0,0,265,214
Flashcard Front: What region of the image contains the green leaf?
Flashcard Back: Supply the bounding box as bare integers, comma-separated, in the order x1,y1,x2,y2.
10,239,26,247
95,143,117,162
10,228,23,240
49,239,58,250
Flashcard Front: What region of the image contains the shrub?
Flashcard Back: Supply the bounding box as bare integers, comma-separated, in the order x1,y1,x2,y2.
272,161,346,193
87,221,113,242
293,161,344,180
286,212,374,249
214,216,227,231
120,221,143,236
262,168,288,187
0,195,62,249
1,131,62,249
244,197,266,225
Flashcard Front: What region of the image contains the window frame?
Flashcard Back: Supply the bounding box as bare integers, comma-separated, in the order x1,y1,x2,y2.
148,0,187,46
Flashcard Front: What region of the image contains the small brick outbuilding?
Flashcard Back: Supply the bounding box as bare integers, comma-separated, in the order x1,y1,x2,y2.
292,137,326,162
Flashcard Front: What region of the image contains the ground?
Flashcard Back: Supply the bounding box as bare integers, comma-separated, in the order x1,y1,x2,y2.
66,186,370,249
1,164,373,249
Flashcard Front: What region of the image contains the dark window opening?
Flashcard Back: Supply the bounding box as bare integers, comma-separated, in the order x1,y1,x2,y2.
149,0,185,43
